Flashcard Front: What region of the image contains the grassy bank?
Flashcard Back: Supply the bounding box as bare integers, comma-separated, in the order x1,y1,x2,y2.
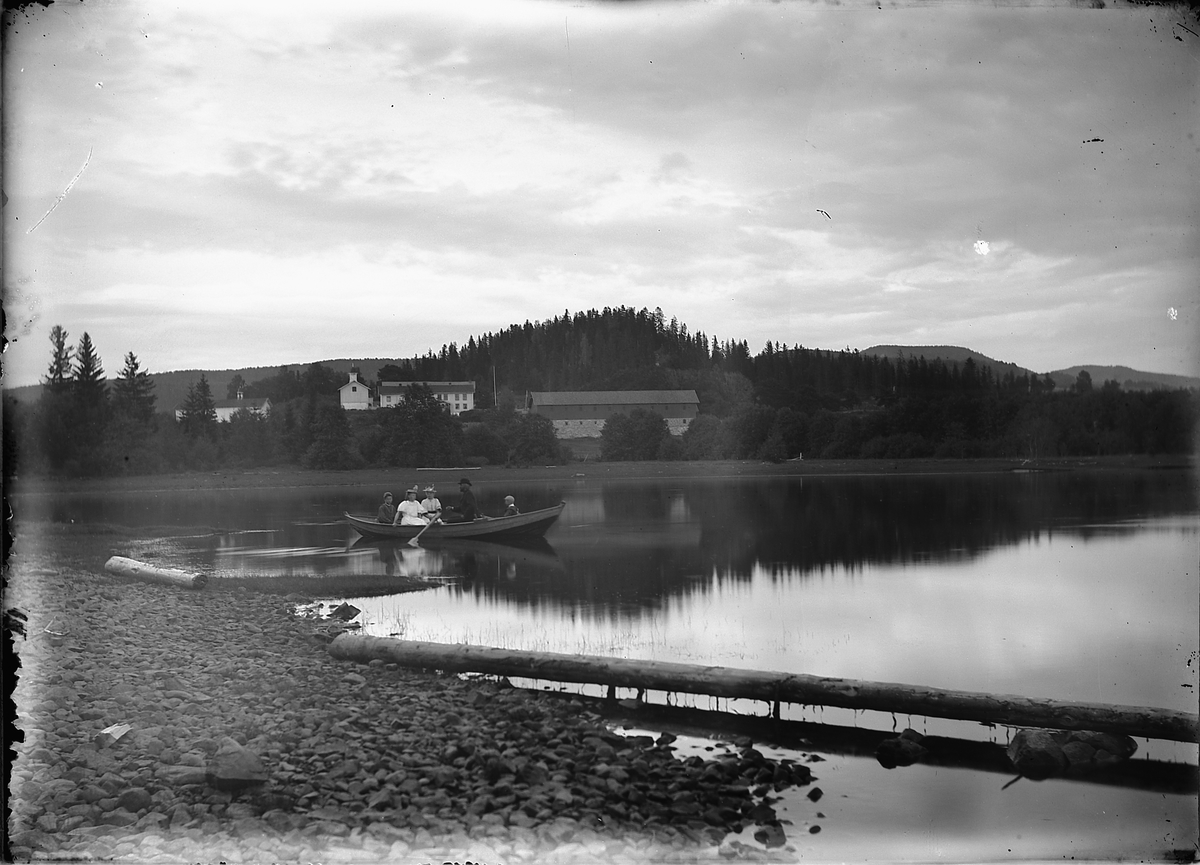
6,454,1194,497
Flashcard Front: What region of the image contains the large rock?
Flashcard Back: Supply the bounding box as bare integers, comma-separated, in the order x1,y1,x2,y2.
1007,728,1137,780
876,728,928,769
206,737,269,791
1007,729,1069,780
156,765,209,786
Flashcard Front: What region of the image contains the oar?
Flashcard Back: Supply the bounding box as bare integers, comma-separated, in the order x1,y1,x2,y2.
407,518,440,548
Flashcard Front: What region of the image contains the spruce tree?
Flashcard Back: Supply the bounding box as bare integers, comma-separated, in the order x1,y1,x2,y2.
72,332,107,402
45,325,74,393
112,352,157,425
180,374,217,438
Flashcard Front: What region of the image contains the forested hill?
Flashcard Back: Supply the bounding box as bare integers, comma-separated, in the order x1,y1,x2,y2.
860,345,1036,382
5,306,1197,478
7,308,1193,411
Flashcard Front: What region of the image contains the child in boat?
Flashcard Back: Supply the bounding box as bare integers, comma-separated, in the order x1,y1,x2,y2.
503,495,519,516
421,485,443,523
393,487,429,526
376,491,395,524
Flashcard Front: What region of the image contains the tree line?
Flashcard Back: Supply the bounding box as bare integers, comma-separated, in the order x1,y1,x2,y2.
4,311,1195,479
3,328,565,478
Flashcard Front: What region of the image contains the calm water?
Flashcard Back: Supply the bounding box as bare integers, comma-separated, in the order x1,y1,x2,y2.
13,468,1199,858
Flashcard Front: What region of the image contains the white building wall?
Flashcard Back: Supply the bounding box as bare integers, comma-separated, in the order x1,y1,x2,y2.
552,417,692,438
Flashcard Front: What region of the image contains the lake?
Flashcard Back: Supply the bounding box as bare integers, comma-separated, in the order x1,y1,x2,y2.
13,467,1199,859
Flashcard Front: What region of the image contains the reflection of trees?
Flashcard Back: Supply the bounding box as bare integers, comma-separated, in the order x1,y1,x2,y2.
689,472,1198,580
446,471,1197,617
445,543,709,617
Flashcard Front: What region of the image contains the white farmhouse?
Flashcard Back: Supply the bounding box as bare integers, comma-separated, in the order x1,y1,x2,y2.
377,380,476,415
337,371,476,414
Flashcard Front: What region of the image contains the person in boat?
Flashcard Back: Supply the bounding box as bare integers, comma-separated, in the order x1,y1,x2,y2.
393,486,429,527
376,491,396,524
503,495,519,516
445,476,485,522
420,485,443,523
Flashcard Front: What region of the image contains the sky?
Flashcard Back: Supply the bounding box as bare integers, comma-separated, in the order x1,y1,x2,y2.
3,0,1198,389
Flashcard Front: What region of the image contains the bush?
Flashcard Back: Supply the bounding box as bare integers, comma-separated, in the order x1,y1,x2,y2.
657,435,685,461
601,409,669,461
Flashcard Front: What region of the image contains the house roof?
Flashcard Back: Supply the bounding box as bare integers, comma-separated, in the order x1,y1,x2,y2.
213,397,271,410
379,381,476,396
528,390,699,406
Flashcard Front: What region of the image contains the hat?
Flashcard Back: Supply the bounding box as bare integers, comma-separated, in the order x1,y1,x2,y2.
458,477,473,486
504,495,515,504
406,486,419,495
384,491,393,498
424,485,437,493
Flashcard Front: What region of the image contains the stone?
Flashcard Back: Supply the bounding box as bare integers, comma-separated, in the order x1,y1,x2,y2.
1007,729,1068,780
876,729,928,769
330,603,361,621
119,788,154,812
753,823,787,848
206,737,269,791
101,808,139,827
157,765,208,786
1061,741,1096,767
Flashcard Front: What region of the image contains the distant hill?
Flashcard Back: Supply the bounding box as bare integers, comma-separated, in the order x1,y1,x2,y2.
860,346,1197,392
1049,365,1200,392
5,344,1194,413
860,345,1038,380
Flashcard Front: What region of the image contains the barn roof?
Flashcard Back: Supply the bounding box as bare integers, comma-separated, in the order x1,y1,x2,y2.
528,390,699,406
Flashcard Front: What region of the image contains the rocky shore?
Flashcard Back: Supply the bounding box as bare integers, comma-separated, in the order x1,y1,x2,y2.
6,527,822,864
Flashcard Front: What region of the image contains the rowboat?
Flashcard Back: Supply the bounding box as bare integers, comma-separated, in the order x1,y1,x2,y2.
344,502,566,541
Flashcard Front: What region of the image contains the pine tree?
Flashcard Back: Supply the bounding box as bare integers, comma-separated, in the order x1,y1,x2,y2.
45,325,74,393
180,374,217,438
72,332,107,401
112,352,157,425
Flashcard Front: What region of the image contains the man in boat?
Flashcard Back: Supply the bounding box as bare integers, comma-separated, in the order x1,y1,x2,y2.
392,487,429,526
376,492,395,524
445,476,485,522
503,495,519,516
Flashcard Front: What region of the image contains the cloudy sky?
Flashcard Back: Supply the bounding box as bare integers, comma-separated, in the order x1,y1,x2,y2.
3,0,1197,389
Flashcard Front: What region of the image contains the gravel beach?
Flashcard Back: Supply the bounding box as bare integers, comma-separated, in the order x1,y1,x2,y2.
5,523,820,864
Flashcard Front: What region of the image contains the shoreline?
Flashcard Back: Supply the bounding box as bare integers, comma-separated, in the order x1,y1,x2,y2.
6,525,823,863
6,454,1193,498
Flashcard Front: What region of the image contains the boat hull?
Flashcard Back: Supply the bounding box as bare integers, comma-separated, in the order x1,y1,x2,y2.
344,502,565,541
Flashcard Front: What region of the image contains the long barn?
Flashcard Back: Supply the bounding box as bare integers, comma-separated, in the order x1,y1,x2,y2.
525,390,700,439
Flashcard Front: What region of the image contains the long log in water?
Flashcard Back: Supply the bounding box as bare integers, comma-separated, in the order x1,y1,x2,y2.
329,636,1200,744
104,556,208,589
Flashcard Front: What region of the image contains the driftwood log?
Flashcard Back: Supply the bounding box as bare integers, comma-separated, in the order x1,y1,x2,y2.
104,556,208,589
329,636,1200,744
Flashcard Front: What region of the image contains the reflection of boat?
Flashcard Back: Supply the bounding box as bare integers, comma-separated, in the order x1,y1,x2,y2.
353,535,564,572
344,502,566,541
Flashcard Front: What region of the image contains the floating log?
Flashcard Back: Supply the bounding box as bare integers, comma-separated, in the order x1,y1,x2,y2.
328,636,1200,744
104,556,208,589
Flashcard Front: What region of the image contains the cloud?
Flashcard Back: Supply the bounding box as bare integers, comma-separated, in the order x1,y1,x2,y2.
2,2,1196,387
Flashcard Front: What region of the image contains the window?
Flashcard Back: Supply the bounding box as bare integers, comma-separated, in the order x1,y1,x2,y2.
351,386,357,392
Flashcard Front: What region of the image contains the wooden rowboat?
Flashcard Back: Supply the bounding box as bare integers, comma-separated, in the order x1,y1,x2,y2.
344,502,566,541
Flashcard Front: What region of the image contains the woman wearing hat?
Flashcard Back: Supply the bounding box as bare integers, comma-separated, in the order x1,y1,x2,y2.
392,486,430,527
420,485,443,523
